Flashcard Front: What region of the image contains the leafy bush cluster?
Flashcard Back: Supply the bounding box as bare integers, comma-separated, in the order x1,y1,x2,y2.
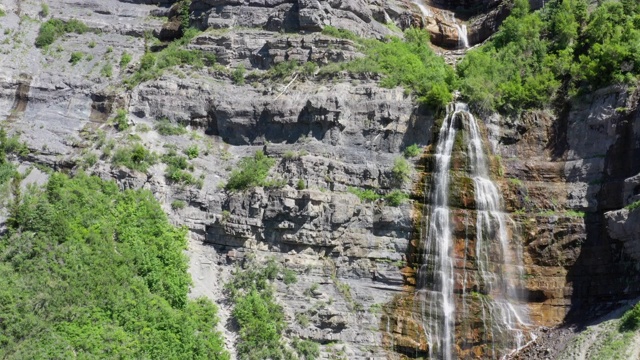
162,148,203,188
35,19,88,48
125,28,216,88
225,259,317,360
155,118,188,136
403,143,422,158
626,200,640,212
458,0,640,112
0,129,29,163
225,150,276,191
111,143,157,172
0,130,27,185
0,173,228,359
321,28,455,108
620,302,640,332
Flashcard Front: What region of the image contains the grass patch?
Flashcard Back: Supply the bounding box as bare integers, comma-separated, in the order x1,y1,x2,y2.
348,187,381,202
124,28,211,88
155,118,187,136
101,62,113,78
403,144,421,158
225,258,312,359
321,25,359,41
113,108,128,130
162,149,202,188
319,28,455,108
111,143,157,172
225,151,276,191
392,157,411,184
35,19,88,48
626,200,640,212
69,51,83,65
385,190,409,206
171,199,187,210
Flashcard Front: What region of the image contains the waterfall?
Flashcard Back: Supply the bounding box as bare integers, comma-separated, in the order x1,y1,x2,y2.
417,103,529,358
412,0,469,49
456,24,469,49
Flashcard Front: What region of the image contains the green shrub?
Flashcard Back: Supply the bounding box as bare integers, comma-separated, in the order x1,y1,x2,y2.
155,118,187,136
385,190,409,206
69,51,83,65
40,2,49,17
162,149,201,187
347,187,381,202
111,143,157,172
626,200,640,212
392,157,411,183
620,302,640,332
283,269,297,285
0,8,5,17
232,64,245,85
295,313,310,327
171,199,187,210
267,60,299,79
403,144,421,158
184,144,199,159
88,40,96,48
303,61,318,77
0,163,16,185
120,51,132,67
140,52,156,70
296,178,305,190
0,129,29,159
113,108,128,130
321,25,359,41
225,259,293,359
321,28,455,108
35,19,88,48
283,150,298,160
291,338,320,360
80,152,98,168
100,62,113,78
225,151,276,191
125,42,205,88
0,173,228,359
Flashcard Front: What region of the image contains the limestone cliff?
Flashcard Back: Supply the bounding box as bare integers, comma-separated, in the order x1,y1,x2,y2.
1,0,640,359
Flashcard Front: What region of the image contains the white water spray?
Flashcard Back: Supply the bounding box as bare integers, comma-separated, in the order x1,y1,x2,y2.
417,103,530,358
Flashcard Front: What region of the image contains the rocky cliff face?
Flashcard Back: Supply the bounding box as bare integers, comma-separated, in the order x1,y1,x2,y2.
2,0,640,359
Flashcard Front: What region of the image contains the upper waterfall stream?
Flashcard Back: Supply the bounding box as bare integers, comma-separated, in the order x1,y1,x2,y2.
417,103,532,359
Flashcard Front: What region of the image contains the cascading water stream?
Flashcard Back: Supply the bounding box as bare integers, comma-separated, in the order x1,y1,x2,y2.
412,0,469,49
417,103,530,359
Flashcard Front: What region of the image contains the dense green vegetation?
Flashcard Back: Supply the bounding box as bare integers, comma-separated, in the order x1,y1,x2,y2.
163,148,203,188
155,118,188,136
0,129,27,185
225,150,276,191
626,200,640,212
321,27,455,108
111,143,157,172
0,173,228,359
458,0,640,112
35,19,89,48
125,28,216,88
225,258,318,360
620,301,640,332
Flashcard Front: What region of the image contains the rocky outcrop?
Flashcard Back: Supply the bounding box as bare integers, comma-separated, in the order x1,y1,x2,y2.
3,0,640,358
